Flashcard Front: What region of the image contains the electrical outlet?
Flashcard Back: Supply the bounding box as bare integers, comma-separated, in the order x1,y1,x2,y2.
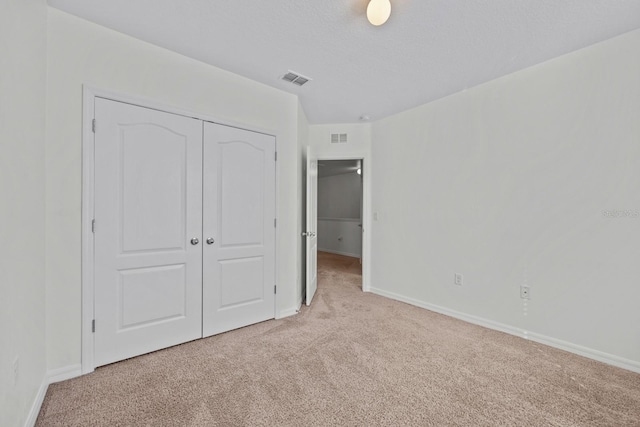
454,273,463,286
12,357,19,386
520,285,530,299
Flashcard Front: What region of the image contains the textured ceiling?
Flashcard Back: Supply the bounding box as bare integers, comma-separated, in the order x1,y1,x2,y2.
48,0,640,124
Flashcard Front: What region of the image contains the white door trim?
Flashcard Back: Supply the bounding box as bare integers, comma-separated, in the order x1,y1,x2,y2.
81,85,279,374
81,87,97,374
315,154,372,293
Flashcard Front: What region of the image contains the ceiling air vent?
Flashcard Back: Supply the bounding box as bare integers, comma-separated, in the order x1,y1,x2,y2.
330,133,348,144
281,70,312,87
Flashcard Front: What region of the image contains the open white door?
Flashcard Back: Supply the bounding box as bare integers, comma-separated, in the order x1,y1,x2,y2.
305,146,318,305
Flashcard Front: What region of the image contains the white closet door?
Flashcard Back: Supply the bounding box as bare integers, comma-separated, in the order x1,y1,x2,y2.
202,122,276,337
94,98,203,367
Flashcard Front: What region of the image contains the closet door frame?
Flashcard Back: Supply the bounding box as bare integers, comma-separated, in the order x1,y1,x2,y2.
81,85,279,374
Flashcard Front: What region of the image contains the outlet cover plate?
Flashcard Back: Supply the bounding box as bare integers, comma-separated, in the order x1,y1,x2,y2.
454,273,463,286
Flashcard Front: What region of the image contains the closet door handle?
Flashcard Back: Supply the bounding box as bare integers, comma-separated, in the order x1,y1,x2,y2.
190,238,199,245
206,237,215,245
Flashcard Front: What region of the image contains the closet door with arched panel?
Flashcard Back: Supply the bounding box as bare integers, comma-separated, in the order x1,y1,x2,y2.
202,122,276,337
93,98,203,367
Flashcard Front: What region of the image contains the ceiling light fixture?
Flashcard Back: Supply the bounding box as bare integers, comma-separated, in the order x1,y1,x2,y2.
357,168,362,175
367,0,391,26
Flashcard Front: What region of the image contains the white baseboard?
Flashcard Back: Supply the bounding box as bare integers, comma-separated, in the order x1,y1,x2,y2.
525,332,640,374
47,364,82,384
368,287,640,374
277,306,300,319
317,248,361,258
25,377,48,427
24,364,84,427
277,295,302,319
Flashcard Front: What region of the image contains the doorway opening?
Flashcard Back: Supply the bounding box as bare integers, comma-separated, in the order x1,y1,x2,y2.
304,155,367,307
317,159,363,281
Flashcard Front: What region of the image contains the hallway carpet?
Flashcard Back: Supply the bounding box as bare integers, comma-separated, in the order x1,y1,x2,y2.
37,253,640,426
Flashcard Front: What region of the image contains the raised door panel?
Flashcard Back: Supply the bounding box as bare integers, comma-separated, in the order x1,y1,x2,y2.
218,142,265,248
219,257,264,308
119,264,187,329
120,126,187,253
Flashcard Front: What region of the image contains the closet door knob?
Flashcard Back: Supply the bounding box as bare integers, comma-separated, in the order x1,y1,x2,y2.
190,238,199,245
206,237,215,245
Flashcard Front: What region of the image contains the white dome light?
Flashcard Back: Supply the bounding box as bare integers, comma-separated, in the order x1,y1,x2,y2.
367,0,391,26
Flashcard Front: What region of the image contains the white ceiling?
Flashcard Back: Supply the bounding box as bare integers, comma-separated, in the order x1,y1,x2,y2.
48,0,640,124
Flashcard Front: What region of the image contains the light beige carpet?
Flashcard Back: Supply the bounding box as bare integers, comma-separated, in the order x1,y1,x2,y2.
37,253,640,426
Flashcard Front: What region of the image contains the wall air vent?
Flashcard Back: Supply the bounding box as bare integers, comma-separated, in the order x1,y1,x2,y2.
330,133,348,144
281,70,312,87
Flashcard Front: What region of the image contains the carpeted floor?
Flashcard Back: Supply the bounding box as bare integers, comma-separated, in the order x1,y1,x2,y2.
37,252,640,426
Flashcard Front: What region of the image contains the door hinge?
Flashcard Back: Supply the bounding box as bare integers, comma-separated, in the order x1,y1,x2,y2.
91,319,95,333
274,285,277,294
92,119,96,133
274,151,278,161
274,218,277,228
91,219,96,233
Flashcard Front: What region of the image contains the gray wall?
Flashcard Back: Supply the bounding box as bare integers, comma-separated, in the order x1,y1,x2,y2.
318,172,362,257
318,172,361,219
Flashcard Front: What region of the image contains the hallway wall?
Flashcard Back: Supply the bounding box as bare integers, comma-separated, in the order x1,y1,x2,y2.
318,172,362,257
